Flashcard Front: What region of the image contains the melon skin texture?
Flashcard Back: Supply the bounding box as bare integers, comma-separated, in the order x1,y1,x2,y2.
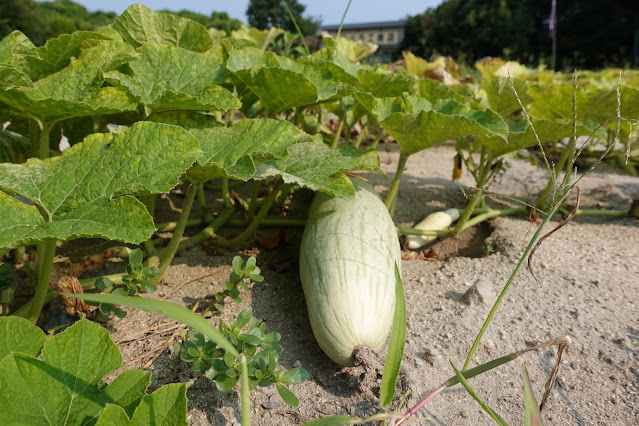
299,178,401,366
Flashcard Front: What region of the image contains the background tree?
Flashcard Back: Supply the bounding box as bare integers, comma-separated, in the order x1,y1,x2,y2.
0,0,52,45
246,0,320,35
401,0,540,65
1,0,243,45
159,10,242,34
401,0,638,70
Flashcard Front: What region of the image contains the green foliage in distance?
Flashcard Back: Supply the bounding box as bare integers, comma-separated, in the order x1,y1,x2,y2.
246,0,320,36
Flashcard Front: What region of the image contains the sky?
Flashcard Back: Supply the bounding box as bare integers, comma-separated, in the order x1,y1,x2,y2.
52,0,445,26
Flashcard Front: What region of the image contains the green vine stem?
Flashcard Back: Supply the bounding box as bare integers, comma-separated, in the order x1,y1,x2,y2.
24,239,56,323
226,217,306,228
1,287,14,315
221,177,232,209
274,184,291,208
214,180,284,248
13,272,118,318
450,150,494,237
174,208,235,252
384,151,409,216
154,213,306,234
396,207,525,238
353,123,367,149
196,183,207,216
571,208,630,217
247,180,261,224
449,188,483,237
369,129,385,150
154,183,198,283
331,111,346,148
240,354,250,426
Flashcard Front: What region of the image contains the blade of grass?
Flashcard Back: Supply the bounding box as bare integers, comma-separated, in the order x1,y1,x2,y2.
240,354,250,425
450,361,508,425
397,336,571,425
335,0,353,42
64,293,240,358
379,263,406,408
523,365,543,426
281,1,310,55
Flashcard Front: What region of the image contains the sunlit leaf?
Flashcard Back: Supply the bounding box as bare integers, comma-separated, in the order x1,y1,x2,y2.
0,122,201,249
105,43,239,112
150,112,306,182
0,41,138,122
96,383,188,426
112,4,213,52
0,316,45,362
0,319,151,424
255,141,380,198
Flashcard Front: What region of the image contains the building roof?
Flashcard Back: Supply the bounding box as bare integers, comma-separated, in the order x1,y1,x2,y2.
320,20,407,32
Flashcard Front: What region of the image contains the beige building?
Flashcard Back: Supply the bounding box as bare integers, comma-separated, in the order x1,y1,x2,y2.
319,20,407,62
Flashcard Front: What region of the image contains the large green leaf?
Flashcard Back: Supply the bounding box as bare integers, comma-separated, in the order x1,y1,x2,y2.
105,43,239,112
0,318,151,425
0,316,45,362
297,45,361,84
482,76,532,117
528,82,639,123
0,121,201,249
96,383,188,426
150,112,306,182
0,129,30,163
358,94,508,156
255,141,380,198
112,4,212,52
0,31,40,78
0,41,138,122
277,56,356,103
418,78,470,103
326,35,378,63
33,31,113,80
357,68,417,97
483,118,608,157
230,25,285,51
227,47,355,112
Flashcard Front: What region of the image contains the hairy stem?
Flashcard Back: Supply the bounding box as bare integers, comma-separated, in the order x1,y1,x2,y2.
24,239,56,323
175,208,235,252
384,151,408,216
215,180,284,248
226,217,306,228
154,184,198,283
196,183,207,216
221,178,232,209
450,150,493,237
274,184,291,208
353,123,367,149
449,188,483,237
240,354,251,426
331,111,346,148
247,180,261,224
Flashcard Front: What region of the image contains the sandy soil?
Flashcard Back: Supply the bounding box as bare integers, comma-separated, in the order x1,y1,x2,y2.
92,142,638,425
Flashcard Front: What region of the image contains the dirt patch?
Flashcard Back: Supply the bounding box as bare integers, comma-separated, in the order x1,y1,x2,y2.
429,221,494,259
29,141,639,425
